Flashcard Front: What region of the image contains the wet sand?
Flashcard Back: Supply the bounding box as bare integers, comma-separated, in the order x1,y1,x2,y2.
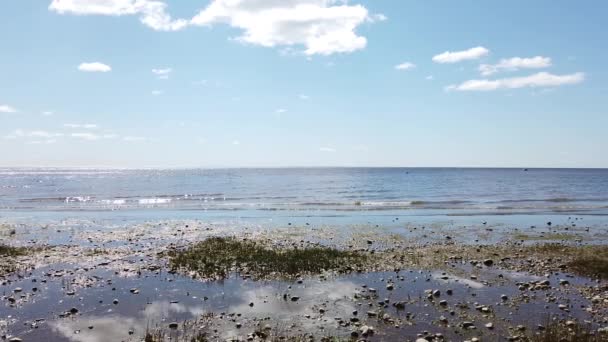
1,216,608,341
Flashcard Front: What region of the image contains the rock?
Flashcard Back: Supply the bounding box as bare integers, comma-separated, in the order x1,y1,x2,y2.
439,300,447,306
359,325,374,337
169,322,179,329
462,322,475,329
485,322,494,329
566,321,576,327
13,288,22,293
8,338,23,342
367,311,378,317
130,288,139,294
559,279,570,286
433,289,441,297
483,259,494,266
113,299,119,305
501,294,508,301
290,296,300,302
386,283,394,291
70,307,79,314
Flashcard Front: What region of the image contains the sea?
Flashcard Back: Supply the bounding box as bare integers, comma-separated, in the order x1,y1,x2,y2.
1,167,608,225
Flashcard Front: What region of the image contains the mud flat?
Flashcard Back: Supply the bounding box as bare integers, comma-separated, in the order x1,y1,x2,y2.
1,218,608,341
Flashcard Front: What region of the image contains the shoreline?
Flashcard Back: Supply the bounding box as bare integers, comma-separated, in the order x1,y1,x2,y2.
1,217,608,341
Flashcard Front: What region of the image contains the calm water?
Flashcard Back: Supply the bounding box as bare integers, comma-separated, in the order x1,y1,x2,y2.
1,167,608,215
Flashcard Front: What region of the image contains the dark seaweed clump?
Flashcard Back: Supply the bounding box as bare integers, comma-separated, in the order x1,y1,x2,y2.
168,237,365,279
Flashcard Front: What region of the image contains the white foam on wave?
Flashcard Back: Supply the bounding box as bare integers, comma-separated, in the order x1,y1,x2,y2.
138,198,171,205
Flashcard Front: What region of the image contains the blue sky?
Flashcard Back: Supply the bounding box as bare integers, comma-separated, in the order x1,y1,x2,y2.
1,0,607,168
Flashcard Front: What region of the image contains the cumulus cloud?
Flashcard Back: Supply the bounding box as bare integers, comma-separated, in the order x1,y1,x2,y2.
190,0,382,55
432,46,489,64
0,105,17,113
49,0,187,31
78,62,111,72
479,56,552,76
395,62,415,71
446,72,585,91
50,1,382,55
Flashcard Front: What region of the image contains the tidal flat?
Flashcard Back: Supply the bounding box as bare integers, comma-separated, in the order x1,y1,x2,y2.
1,216,608,341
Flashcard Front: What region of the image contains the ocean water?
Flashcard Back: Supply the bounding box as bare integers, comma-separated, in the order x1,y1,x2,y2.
1,167,608,215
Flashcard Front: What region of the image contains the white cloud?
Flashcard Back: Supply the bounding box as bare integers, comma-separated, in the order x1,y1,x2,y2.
152,68,172,79
395,62,415,71
49,0,187,31
27,139,57,145
446,72,585,92
432,46,489,64
298,94,310,100
123,136,146,142
319,147,336,152
71,132,100,140
275,108,287,114
64,123,98,129
425,75,434,80
78,62,111,72
151,90,163,96
479,56,552,76
232,140,240,145
190,0,382,55
42,111,54,116
5,129,63,139
49,1,381,55
0,105,17,113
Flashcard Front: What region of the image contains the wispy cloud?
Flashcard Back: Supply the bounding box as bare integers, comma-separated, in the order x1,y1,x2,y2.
152,68,172,79
64,123,98,129
395,62,416,71
71,132,101,140
27,139,57,145
320,147,336,153
432,46,489,64
42,111,54,116
123,136,146,142
0,105,17,113
78,62,111,72
5,129,63,139
479,56,552,76
298,94,310,100
446,72,585,91
151,90,163,96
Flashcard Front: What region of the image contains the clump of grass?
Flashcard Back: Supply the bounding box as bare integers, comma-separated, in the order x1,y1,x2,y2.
168,237,365,279
568,253,608,279
0,244,27,256
529,319,605,342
